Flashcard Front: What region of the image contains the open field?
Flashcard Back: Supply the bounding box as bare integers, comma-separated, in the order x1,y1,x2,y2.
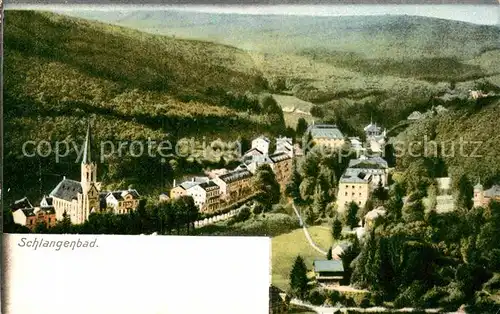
271,226,334,291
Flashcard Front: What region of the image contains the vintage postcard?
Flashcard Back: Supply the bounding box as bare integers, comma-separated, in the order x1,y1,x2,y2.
2,2,500,313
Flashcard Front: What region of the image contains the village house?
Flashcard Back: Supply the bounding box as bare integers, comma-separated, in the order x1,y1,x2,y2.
269,151,293,189
12,207,37,230
275,136,294,158
434,177,454,212
170,180,200,199
348,137,365,157
186,181,221,213
48,122,102,224
313,260,344,285
473,183,500,208
242,147,265,163
33,207,57,228
251,135,271,156
212,169,253,202
336,170,373,213
363,121,387,156
306,124,345,150
205,168,229,179
102,189,140,214
347,155,389,188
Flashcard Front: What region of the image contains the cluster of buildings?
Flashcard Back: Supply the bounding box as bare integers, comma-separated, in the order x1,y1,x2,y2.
306,121,386,157
166,135,295,214
11,123,141,229
336,127,390,213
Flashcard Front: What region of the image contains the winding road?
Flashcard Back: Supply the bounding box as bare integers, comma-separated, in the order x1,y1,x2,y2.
291,202,328,256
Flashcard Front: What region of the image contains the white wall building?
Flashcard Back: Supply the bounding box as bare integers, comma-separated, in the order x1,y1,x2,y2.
251,136,270,156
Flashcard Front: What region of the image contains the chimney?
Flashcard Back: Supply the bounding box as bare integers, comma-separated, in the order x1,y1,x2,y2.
192,177,195,182
63,176,66,180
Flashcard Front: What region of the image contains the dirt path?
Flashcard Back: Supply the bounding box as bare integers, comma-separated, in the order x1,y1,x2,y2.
291,202,327,256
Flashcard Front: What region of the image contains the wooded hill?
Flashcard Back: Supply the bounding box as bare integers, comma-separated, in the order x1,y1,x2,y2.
3,10,285,203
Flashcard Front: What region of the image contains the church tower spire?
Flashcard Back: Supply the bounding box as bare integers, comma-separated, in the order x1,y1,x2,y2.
80,120,100,223
82,121,92,165
81,121,97,185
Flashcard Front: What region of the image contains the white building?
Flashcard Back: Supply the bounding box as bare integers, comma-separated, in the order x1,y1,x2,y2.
186,181,221,213
251,135,270,156
347,155,389,188
275,136,294,158
103,189,140,214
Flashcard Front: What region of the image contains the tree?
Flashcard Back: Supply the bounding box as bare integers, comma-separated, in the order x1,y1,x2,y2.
402,197,425,222
312,185,328,217
339,237,361,285
253,164,281,210
332,218,342,240
373,180,389,203
296,118,308,138
305,206,317,226
34,221,49,233
455,174,473,211
52,210,73,234
286,161,302,201
289,255,309,299
343,202,359,229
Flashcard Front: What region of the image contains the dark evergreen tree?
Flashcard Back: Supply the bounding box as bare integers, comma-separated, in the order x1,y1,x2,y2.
296,117,308,138
289,255,309,299
343,202,359,229
332,218,342,240
455,174,473,211
327,247,333,260
253,164,281,210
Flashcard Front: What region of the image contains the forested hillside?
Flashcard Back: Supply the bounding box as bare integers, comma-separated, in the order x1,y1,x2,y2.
3,10,285,204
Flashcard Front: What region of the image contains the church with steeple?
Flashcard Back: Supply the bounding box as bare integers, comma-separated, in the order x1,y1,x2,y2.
47,122,102,224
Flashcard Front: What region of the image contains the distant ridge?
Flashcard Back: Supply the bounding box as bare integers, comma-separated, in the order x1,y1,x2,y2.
61,10,500,59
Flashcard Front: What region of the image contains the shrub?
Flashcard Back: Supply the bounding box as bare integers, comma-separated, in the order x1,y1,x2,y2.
307,288,327,306
233,206,251,223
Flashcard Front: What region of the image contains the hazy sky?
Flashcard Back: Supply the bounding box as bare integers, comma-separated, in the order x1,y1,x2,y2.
7,4,499,25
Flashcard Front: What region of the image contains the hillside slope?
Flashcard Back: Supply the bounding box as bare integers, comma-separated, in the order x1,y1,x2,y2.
394,97,500,186
3,10,282,203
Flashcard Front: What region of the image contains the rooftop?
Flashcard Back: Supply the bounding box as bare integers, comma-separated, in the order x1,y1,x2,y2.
253,135,270,143
308,124,344,140
485,185,500,198
218,169,253,183
340,170,372,184
12,197,33,211
349,156,388,168
269,152,291,163
50,179,83,202
178,181,200,190
199,181,219,190
313,260,344,273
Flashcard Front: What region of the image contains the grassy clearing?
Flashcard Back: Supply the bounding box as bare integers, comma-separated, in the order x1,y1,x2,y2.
271,226,334,291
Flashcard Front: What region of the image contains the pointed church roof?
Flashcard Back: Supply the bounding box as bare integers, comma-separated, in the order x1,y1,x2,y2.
82,121,92,164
